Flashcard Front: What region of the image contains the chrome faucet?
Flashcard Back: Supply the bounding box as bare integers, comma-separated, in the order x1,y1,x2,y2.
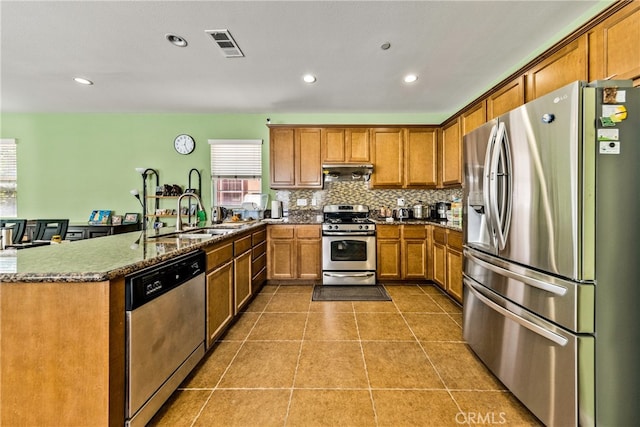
176,193,205,232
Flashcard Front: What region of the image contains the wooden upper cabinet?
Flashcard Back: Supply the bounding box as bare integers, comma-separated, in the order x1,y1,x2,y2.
487,76,525,120
269,128,296,187
526,36,588,101
321,128,370,163
405,128,437,188
461,101,487,137
439,118,462,187
269,127,322,189
370,128,404,187
295,128,322,188
588,1,640,84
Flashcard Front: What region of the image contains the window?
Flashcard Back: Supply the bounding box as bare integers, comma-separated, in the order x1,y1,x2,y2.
209,139,262,207
0,139,17,217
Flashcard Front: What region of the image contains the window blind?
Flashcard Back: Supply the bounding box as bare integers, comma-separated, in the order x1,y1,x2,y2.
209,139,262,178
0,139,17,217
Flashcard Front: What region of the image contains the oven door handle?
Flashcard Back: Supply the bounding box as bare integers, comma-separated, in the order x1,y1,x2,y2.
322,232,376,236
323,272,375,278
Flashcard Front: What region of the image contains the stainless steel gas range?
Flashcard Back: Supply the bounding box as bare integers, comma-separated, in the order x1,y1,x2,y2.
321,204,376,285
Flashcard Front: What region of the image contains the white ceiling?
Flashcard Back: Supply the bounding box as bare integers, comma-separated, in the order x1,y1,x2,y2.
0,1,611,118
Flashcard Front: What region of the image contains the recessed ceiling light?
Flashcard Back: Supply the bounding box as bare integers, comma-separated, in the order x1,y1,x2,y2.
303,74,317,84
403,74,418,83
73,77,93,85
166,33,188,47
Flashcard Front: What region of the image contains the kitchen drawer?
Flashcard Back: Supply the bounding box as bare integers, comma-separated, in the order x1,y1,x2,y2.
252,265,267,288
206,242,233,271
234,234,252,255
252,251,266,275
402,225,427,239
252,228,266,246
447,230,463,250
377,225,400,239
268,225,295,239
433,227,447,245
252,240,266,260
295,225,320,239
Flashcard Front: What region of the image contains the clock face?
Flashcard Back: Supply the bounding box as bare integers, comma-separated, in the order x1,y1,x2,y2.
174,134,195,154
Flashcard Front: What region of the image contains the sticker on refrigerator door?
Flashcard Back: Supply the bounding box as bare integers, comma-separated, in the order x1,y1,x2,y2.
597,128,619,141
601,105,628,123
603,87,626,104
599,140,620,154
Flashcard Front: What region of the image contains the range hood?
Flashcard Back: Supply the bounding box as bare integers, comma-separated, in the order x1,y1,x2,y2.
322,164,373,184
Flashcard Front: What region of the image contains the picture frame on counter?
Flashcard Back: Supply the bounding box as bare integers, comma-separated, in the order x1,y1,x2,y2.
123,213,140,225
111,215,123,226
89,209,112,225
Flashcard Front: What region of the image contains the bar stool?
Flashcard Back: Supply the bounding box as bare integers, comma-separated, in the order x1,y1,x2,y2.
0,219,27,244
33,219,69,241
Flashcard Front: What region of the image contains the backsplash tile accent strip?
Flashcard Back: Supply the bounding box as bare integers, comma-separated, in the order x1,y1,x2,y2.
275,181,462,213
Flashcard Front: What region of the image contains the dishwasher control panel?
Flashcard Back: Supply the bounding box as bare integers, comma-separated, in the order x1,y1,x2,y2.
125,250,205,310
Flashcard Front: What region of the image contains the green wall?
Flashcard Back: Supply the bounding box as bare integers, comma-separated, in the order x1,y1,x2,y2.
0,112,443,222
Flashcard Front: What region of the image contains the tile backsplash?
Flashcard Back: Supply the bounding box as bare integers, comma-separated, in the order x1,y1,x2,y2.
274,181,462,213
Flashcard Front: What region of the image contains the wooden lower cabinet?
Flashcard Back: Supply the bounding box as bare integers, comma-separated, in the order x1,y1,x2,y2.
377,224,429,281
206,260,233,347
234,234,253,313
205,242,234,347
267,224,321,281
251,228,267,291
432,227,463,303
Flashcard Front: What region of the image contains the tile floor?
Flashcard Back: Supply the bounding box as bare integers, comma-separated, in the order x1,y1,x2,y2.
149,284,542,427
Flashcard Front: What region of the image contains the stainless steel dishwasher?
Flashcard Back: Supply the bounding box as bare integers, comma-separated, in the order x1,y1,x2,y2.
125,250,206,427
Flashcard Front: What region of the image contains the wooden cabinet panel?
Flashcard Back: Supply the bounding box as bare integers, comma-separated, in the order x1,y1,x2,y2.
371,128,404,187
346,129,370,163
588,2,640,82
321,128,346,163
270,127,322,189
526,36,588,101
432,240,446,289
322,128,370,163
403,238,428,279
295,128,322,188
440,119,462,187
234,234,252,256
461,101,487,136
297,239,321,280
206,261,233,347
487,76,526,119
206,242,233,271
446,247,463,303
405,128,437,188
377,238,402,280
234,250,252,313
377,224,428,280
267,225,320,281
270,128,295,187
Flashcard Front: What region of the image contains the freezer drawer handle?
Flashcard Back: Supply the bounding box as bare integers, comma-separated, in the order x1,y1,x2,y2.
323,272,375,278
466,251,567,296
465,278,568,346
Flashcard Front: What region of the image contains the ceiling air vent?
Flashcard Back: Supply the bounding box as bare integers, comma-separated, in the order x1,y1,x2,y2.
205,29,244,58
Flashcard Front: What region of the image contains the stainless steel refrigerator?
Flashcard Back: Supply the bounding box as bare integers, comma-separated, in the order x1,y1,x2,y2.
463,80,639,426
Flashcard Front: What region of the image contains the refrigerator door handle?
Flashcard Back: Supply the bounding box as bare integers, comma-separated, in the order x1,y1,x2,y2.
483,124,499,247
465,251,567,296
464,278,569,347
489,122,512,250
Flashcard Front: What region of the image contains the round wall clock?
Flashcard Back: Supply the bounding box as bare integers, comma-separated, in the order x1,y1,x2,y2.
174,134,195,155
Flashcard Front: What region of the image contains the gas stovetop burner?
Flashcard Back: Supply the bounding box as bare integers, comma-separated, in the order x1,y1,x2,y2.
322,204,375,233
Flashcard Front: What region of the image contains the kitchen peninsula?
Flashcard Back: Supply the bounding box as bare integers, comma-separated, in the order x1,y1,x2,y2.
0,223,265,426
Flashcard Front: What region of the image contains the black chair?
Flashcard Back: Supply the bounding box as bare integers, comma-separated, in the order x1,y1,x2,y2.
33,219,69,241
0,219,27,244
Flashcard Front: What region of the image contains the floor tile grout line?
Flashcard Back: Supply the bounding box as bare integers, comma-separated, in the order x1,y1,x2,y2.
188,284,279,426
353,303,380,427
282,288,312,426
386,283,469,422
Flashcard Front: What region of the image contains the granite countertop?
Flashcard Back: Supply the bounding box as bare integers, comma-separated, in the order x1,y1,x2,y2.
371,218,463,231
0,222,266,283
0,217,461,283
